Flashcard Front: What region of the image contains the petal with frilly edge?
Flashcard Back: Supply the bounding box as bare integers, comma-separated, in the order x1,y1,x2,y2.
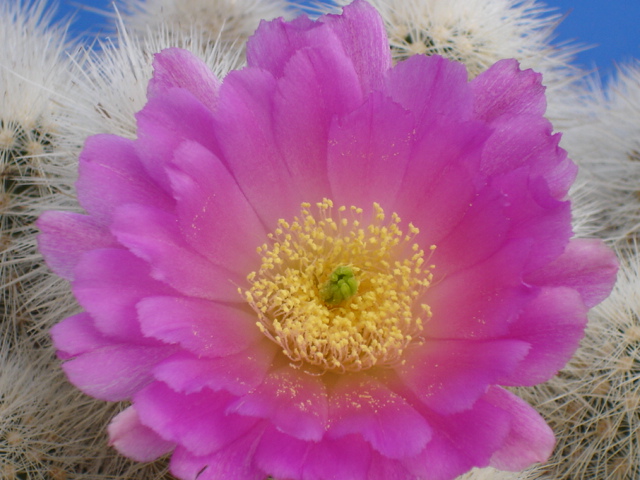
137,296,262,357
471,59,546,123
147,47,220,110
525,238,618,307
500,287,588,386
247,0,390,92
134,382,258,457
486,387,555,470
152,342,277,396
169,427,266,480
228,367,328,442
168,140,265,271
255,427,372,480
61,344,175,402
327,92,414,210
76,134,173,223
108,406,175,462
72,248,174,341
111,203,242,301
397,338,529,414
327,374,431,458
36,212,117,281
404,393,511,480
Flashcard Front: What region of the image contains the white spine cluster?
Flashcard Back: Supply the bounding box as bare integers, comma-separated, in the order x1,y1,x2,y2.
564,64,640,248
114,0,290,58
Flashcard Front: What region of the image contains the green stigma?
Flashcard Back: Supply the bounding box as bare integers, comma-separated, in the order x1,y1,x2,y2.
320,265,358,305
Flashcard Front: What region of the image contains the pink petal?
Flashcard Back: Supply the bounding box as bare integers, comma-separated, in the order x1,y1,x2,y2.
302,433,372,480
327,92,415,209
424,241,537,339
135,381,257,457
255,427,372,480
108,406,175,462
404,394,511,480
72,248,173,341
525,238,618,307
327,374,431,458
76,134,173,223
152,342,277,396
368,453,417,480
271,41,363,204
135,87,221,194
168,140,264,271
51,313,112,359
491,168,572,273
471,59,546,123
247,0,390,93
319,0,391,93
427,187,511,277
137,296,262,357
228,367,328,442
148,48,220,110
169,428,266,480
397,338,529,414
386,55,473,131
61,344,175,401
37,211,117,281
479,114,576,198
500,287,588,385
212,67,299,227
111,204,242,301
254,426,308,480
485,387,555,471
392,121,487,244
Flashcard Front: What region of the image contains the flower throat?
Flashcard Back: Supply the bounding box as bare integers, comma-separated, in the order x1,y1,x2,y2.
243,199,434,374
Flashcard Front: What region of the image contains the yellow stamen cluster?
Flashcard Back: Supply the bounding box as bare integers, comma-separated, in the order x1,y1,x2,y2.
243,199,435,374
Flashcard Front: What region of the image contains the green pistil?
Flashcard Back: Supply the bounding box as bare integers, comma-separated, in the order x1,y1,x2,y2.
320,265,358,305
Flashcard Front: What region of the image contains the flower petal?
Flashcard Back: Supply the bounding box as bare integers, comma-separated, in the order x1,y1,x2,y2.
72,248,173,341
108,406,175,462
61,344,175,401
397,339,529,414
148,48,220,110
255,427,372,480
137,296,262,357
135,76,222,193
500,287,588,385
135,382,257,457
247,0,389,93
327,92,415,210
404,394,511,480
471,59,546,123
485,387,555,471
525,238,618,307
212,67,298,227
424,241,537,339
76,134,173,223
37,211,117,281
229,366,328,442
169,428,266,480
168,140,265,271
152,342,277,396
111,204,241,301
271,39,363,204
319,0,391,93
327,374,431,458
51,313,112,359
387,54,473,131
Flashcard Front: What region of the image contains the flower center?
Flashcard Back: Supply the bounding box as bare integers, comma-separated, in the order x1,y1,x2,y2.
242,199,434,374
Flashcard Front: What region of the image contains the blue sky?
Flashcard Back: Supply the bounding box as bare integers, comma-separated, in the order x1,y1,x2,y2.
48,0,639,80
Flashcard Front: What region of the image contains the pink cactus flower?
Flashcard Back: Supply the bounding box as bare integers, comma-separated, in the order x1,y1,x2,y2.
38,1,617,479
